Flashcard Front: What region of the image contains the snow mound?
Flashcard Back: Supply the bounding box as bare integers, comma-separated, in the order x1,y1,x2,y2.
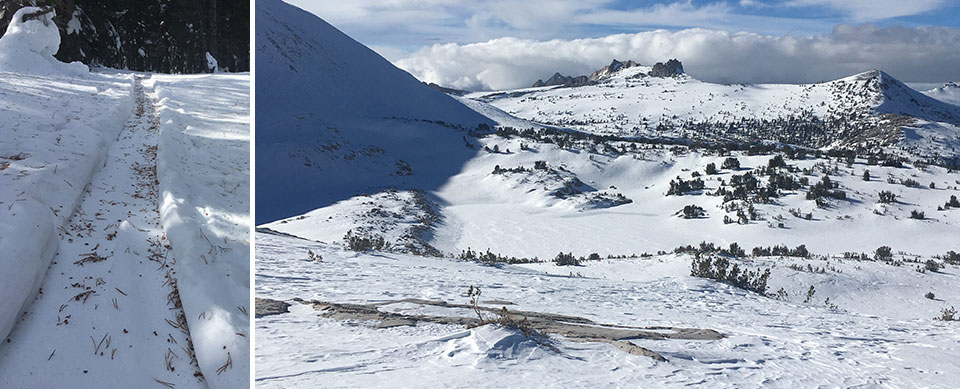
438,326,553,364
0,7,87,76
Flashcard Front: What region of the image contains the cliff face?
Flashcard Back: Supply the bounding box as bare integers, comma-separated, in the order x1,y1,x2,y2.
0,0,249,73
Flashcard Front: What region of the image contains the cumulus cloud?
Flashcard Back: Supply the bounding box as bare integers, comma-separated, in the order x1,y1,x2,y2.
395,25,960,91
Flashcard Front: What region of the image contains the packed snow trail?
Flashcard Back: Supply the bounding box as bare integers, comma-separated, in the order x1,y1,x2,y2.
0,76,204,388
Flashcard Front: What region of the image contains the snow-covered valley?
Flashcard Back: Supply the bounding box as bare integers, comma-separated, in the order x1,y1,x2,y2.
0,8,249,388
254,1,960,387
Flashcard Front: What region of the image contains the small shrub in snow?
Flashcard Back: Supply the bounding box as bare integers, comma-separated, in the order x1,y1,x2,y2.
877,191,897,204
666,176,705,196
874,246,893,262
767,155,786,169
901,178,920,188
925,292,935,300
862,170,870,181
689,255,770,294
803,285,816,303
937,307,957,321
943,251,960,265
554,252,579,266
910,210,925,220
705,163,718,175
721,157,740,170
343,230,387,252
306,250,322,262
945,195,960,209
924,260,942,273
679,204,706,219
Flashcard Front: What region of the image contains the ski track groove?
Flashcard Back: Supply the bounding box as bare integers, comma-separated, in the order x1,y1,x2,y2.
0,75,204,388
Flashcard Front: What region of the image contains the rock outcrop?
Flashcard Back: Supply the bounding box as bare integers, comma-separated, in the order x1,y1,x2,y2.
649,59,684,78
533,72,590,88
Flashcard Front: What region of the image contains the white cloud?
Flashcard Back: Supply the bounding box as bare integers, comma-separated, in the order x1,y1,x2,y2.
395,25,960,90
786,0,945,22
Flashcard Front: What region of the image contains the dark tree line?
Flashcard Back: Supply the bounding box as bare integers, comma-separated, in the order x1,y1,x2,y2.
0,0,248,73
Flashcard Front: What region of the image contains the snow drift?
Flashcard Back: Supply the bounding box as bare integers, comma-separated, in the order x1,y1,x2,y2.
0,7,87,76
153,74,251,388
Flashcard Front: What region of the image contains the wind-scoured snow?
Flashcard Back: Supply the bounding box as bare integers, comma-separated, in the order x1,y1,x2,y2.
256,232,960,387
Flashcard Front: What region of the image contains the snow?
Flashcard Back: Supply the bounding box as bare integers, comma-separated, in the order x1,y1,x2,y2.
0,11,250,385
205,52,218,72
0,7,88,76
256,231,960,387
153,74,251,388
66,9,82,35
254,4,960,386
0,71,133,345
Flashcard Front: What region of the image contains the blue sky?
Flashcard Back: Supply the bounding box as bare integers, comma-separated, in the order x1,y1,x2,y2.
285,0,960,89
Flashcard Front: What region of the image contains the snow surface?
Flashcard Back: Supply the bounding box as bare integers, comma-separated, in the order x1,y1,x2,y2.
256,232,960,387
0,70,132,345
0,13,250,386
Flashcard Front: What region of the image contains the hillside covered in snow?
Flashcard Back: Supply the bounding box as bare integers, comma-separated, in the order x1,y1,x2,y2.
254,1,960,387
255,0,492,224
0,8,249,388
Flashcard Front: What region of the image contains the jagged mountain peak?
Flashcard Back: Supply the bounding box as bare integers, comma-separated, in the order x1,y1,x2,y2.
531,58,685,88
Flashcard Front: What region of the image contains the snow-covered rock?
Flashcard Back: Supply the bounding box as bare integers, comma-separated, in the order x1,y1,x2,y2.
0,7,87,76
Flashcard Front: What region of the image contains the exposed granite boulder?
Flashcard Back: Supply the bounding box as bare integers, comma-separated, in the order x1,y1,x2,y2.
255,298,291,318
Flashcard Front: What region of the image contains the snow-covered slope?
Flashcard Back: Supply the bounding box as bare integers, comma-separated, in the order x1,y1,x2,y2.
470,64,960,163
255,0,492,223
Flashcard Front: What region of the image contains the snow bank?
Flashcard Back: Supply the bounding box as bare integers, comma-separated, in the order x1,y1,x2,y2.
0,73,132,343
152,74,250,388
0,7,87,76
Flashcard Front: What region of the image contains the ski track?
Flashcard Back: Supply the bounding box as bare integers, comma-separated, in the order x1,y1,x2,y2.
0,75,204,388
